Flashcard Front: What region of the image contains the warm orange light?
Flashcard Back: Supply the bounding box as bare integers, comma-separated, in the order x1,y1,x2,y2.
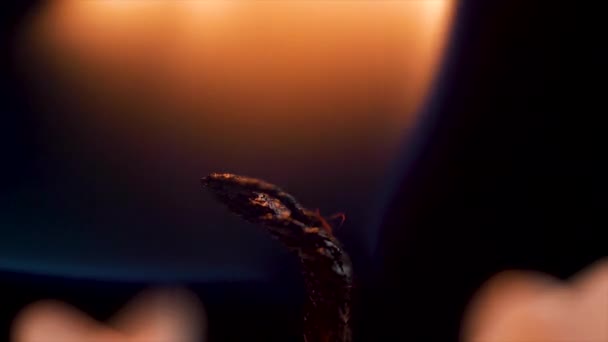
17,0,455,198
20,1,454,116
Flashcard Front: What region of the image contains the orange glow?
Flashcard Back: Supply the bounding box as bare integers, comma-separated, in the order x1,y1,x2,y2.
12,288,206,342
17,0,455,176
463,260,608,342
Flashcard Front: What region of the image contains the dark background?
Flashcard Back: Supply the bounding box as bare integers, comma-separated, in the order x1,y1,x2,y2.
1,1,601,341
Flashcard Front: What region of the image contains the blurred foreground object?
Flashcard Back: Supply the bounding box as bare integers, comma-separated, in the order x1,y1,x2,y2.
11,288,205,342
463,258,608,342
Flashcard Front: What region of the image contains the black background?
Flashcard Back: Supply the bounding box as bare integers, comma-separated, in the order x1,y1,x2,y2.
1,1,601,341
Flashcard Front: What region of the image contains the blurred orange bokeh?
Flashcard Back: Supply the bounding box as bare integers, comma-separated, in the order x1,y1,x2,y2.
12,288,206,342
18,1,455,171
